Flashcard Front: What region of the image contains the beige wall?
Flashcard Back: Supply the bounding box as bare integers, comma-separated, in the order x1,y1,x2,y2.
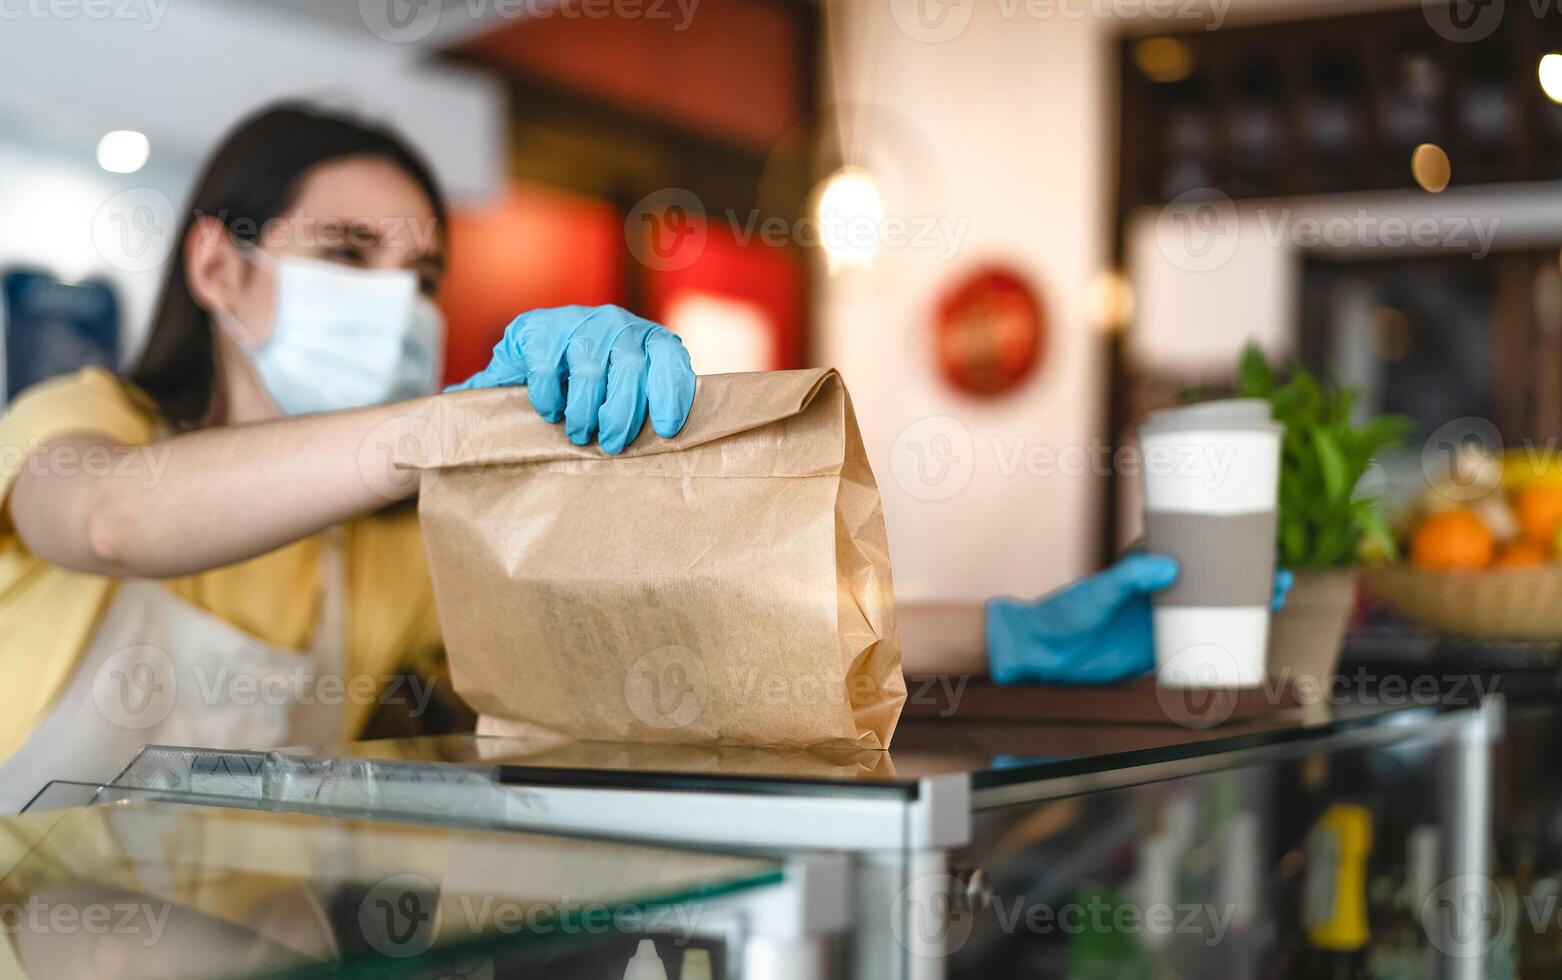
817,1,1113,603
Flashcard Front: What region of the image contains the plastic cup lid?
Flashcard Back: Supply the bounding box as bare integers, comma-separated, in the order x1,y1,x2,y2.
1140,398,1282,436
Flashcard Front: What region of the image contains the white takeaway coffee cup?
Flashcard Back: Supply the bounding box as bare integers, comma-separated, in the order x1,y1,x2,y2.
1139,399,1282,688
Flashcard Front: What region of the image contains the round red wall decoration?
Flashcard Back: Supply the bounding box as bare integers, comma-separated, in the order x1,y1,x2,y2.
934,265,1045,397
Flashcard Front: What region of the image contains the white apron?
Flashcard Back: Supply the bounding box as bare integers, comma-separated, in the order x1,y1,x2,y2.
0,534,349,813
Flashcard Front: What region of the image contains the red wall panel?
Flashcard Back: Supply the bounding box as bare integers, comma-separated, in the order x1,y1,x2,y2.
646,218,804,370
438,182,622,384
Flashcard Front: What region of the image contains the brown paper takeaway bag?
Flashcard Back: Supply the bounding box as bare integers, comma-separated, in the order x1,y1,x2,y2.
398,368,905,750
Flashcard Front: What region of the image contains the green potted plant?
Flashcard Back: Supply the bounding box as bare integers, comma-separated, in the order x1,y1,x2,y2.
1230,344,1410,695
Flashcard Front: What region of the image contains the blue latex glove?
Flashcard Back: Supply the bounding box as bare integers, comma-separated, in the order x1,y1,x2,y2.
987,556,1295,685
449,305,696,455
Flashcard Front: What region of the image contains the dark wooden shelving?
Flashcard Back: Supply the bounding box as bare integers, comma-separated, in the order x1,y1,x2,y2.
1118,5,1562,212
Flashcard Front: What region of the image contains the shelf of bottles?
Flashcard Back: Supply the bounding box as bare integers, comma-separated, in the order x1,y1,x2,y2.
944,731,1490,980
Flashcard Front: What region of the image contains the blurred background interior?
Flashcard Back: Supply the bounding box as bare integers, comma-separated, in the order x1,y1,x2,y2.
11,0,1562,606
10,3,1562,977
3,0,1558,594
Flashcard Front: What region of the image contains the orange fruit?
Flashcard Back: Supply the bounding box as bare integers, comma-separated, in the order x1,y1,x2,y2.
1411,510,1495,570
1495,540,1547,568
1515,484,1562,547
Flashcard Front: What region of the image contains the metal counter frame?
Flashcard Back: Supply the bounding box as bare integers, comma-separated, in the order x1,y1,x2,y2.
61,693,1505,980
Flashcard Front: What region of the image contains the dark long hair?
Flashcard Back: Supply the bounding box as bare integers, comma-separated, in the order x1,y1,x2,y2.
129,102,447,430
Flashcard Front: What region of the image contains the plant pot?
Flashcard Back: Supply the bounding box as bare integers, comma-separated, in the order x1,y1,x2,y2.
1268,568,1358,702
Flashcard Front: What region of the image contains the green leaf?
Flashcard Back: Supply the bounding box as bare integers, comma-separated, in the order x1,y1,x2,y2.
1312,429,1350,502
1184,348,1414,567
1281,520,1309,564
1351,499,1397,562
1236,344,1275,398
1334,388,1357,426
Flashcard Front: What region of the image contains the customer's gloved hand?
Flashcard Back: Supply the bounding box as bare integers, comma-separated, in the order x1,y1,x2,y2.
987,556,1294,685
450,305,696,455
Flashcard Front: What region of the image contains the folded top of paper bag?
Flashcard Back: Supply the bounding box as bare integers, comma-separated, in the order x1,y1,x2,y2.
397,368,842,471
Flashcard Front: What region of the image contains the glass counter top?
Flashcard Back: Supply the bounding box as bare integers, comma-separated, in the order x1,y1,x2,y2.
101,679,1487,810
0,798,780,978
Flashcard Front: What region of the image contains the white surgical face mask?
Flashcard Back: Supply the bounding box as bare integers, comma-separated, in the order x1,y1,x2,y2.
218,251,444,416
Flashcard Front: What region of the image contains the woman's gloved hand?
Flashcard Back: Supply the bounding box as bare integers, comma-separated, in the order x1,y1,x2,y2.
987,556,1294,685
450,305,696,455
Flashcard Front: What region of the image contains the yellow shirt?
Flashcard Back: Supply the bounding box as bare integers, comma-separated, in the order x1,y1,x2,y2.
0,368,443,759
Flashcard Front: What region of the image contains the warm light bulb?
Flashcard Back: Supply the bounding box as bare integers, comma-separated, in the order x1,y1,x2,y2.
817,167,883,267
1411,143,1450,193
1087,270,1135,333
96,130,149,174
1541,53,1562,104
1134,37,1193,84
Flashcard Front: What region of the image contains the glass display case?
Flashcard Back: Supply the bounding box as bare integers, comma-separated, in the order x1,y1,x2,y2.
14,686,1499,980
947,719,1491,978
0,796,797,980
1338,632,1562,979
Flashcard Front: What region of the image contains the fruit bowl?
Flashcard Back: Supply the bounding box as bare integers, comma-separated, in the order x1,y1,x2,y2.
1364,562,1562,639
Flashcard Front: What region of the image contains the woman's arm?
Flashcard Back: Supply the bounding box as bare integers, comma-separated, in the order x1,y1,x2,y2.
10,401,431,579
11,304,696,581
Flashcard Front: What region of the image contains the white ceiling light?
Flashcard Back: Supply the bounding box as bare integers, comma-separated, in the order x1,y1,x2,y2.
96,130,150,174
817,166,883,268
1541,53,1562,105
